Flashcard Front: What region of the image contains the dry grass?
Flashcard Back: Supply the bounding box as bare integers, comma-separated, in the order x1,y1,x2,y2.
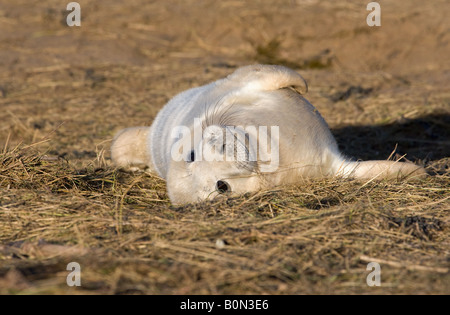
0,143,448,294
0,0,449,294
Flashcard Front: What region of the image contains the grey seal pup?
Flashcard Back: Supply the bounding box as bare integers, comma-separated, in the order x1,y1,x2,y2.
111,65,425,204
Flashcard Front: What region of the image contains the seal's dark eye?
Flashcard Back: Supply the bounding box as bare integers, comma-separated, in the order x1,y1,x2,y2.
216,180,231,194
187,150,195,163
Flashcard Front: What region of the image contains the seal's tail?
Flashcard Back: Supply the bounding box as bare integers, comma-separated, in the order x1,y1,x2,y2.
336,160,427,181
111,127,153,172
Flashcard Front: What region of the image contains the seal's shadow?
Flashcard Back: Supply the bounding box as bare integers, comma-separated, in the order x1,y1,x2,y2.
331,113,450,163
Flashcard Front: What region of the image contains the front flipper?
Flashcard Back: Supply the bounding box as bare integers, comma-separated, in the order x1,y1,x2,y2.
227,64,308,95
111,127,153,172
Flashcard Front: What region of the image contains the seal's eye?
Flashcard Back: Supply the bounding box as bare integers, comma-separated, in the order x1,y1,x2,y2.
187,150,195,163
216,180,231,194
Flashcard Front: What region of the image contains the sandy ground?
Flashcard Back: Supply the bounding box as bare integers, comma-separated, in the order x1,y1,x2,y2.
0,0,449,294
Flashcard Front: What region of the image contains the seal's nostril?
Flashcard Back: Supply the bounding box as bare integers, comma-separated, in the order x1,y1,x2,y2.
216,180,231,194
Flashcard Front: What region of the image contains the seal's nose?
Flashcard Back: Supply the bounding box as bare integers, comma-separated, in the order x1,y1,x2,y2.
216,180,231,194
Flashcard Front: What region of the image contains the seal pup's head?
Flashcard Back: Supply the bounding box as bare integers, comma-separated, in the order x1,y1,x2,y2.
166,124,264,204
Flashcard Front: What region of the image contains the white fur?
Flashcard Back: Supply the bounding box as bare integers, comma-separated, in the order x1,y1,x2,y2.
111,65,426,204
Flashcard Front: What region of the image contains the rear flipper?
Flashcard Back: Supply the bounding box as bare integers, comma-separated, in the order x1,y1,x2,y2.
337,160,427,181
111,127,153,172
